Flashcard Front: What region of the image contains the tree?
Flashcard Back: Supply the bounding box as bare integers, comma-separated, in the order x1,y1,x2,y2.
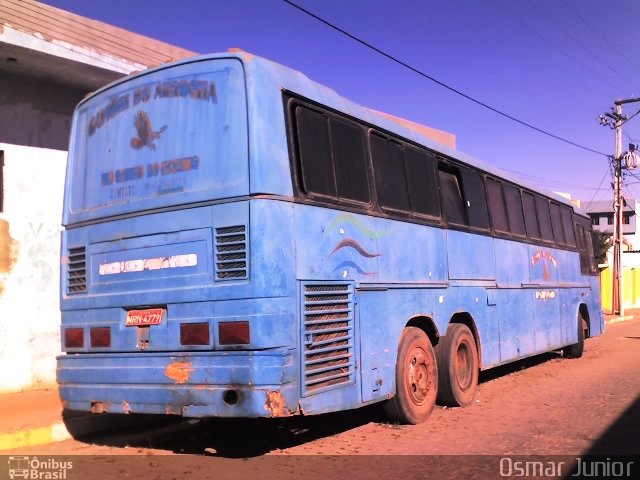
591,231,612,265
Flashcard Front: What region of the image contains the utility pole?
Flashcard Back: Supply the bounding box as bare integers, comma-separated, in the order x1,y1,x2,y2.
613,102,623,316
599,97,640,315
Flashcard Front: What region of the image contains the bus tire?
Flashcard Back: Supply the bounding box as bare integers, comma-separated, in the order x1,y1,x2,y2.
384,326,438,424
435,323,479,407
563,313,586,359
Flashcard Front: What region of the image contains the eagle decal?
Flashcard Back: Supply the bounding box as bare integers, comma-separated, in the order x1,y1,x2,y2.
130,111,167,151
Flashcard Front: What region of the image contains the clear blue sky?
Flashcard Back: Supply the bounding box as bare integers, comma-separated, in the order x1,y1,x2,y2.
46,0,640,205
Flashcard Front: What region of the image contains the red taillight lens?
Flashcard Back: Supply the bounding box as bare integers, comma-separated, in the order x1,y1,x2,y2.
90,327,111,348
64,328,84,348
180,322,210,346
218,321,250,345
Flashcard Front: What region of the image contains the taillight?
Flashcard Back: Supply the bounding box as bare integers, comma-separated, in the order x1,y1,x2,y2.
90,327,111,348
180,322,210,346
218,321,250,345
64,328,84,348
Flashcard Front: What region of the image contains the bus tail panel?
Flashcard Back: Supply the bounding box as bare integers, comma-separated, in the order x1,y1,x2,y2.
57,349,299,418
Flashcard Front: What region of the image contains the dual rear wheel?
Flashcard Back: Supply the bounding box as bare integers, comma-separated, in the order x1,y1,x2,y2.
384,323,479,424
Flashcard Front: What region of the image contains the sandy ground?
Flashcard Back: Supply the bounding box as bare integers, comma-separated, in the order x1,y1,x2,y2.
5,317,639,479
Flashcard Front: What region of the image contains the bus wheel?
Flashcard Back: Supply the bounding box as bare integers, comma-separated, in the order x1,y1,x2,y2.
435,323,478,407
563,313,586,359
384,326,437,424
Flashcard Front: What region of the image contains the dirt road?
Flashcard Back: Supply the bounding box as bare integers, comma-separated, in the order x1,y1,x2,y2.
5,317,639,479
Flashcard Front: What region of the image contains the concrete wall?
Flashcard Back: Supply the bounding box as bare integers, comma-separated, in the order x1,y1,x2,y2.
0,72,86,151
0,144,68,392
0,72,84,392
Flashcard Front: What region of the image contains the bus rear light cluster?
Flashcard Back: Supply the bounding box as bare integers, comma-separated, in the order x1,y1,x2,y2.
90,327,111,348
64,328,84,348
180,322,210,346
218,321,250,345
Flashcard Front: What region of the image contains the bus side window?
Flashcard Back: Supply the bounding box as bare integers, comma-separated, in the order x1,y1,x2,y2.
504,185,526,237
370,133,410,212
561,206,577,247
585,227,597,273
330,117,370,203
438,164,467,226
295,106,336,198
405,147,440,218
535,196,554,243
460,170,490,230
575,222,589,273
550,202,566,245
522,192,541,240
294,105,370,204
486,178,509,234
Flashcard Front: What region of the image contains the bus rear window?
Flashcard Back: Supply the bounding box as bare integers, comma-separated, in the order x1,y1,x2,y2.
66,59,248,223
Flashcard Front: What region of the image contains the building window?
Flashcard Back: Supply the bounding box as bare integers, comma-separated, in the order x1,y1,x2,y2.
591,215,599,226
623,213,631,225
607,215,614,225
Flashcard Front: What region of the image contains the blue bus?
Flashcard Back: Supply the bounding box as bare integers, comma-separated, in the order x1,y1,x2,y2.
58,51,603,424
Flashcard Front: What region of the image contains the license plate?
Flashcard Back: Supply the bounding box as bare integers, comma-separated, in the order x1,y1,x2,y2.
125,308,164,326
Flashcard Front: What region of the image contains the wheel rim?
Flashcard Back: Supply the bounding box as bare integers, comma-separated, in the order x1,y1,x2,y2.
454,339,473,391
406,346,432,405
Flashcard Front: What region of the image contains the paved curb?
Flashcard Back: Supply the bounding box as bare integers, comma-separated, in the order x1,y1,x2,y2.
0,423,71,451
605,314,635,325
0,414,197,452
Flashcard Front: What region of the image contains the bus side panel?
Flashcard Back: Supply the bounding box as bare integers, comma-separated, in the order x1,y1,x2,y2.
357,284,498,404
447,230,496,281
293,205,447,284
356,287,447,404
497,289,535,363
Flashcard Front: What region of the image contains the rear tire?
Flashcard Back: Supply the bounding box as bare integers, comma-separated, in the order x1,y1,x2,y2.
435,323,479,407
384,327,438,424
563,313,586,358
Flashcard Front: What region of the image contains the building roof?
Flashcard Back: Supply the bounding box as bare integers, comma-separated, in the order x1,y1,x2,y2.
0,0,196,89
583,199,637,214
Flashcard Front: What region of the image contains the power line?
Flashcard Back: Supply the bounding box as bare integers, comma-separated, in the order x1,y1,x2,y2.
498,0,631,94
283,0,609,157
502,168,609,191
526,0,640,91
584,163,613,211
560,0,640,72
621,108,640,127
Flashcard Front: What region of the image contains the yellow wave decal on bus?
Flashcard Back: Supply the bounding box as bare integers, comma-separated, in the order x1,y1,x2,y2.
322,213,388,242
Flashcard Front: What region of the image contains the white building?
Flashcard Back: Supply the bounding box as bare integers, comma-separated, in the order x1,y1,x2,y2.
584,199,640,250
0,0,194,392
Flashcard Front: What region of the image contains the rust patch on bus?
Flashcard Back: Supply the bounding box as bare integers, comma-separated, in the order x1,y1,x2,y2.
0,219,19,295
264,390,290,417
164,360,194,384
165,404,181,415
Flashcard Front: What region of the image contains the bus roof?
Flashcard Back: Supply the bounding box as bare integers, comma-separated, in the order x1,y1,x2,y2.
77,49,586,216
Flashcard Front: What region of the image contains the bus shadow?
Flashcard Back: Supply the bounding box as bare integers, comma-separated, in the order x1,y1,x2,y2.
560,394,640,478
83,403,387,457
478,350,562,384
80,351,570,457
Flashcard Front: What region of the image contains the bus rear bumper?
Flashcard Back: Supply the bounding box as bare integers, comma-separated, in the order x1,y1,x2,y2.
57,349,299,418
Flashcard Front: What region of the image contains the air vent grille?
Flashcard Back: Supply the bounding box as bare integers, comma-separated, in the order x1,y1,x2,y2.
215,226,248,280
67,247,87,294
302,283,355,395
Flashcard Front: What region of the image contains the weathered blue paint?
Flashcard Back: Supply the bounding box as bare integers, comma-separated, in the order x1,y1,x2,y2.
58,51,603,419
